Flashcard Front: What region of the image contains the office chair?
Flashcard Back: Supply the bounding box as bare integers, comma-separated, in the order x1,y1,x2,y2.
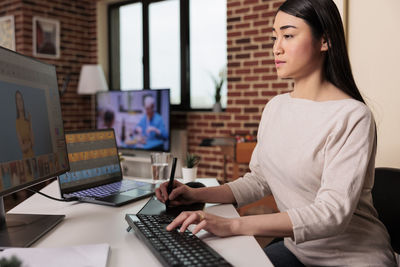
372,167,400,254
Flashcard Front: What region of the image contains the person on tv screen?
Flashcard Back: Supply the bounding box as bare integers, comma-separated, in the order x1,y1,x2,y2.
15,90,35,159
133,94,168,150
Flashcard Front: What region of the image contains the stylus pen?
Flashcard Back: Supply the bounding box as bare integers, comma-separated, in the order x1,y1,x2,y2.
166,157,177,209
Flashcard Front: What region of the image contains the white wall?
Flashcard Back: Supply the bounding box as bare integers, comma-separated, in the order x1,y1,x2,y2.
348,0,400,167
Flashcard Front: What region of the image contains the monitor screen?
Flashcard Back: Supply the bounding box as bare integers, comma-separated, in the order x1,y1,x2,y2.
0,48,69,197
0,47,69,248
96,89,170,153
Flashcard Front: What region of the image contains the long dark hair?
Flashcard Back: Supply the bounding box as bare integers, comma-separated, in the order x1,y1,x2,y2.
278,0,365,104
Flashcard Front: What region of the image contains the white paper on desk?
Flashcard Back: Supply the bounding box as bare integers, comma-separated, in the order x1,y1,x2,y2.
0,243,110,267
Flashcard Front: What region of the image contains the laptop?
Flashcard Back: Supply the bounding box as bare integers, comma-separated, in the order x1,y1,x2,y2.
58,128,156,206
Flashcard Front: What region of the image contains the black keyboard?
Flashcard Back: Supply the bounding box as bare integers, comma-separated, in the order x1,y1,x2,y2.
125,214,232,267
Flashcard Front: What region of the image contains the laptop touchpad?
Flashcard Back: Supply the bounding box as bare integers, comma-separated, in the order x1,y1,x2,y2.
120,188,150,197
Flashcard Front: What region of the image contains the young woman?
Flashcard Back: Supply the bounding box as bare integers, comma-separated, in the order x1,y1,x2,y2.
156,0,397,265
15,90,35,159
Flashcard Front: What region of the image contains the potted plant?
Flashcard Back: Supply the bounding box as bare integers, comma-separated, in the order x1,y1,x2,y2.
211,67,227,112
182,153,201,183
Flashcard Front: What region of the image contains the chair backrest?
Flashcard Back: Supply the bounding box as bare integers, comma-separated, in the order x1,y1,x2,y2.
372,167,400,254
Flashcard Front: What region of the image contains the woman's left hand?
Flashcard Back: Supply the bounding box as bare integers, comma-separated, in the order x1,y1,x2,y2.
166,211,239,237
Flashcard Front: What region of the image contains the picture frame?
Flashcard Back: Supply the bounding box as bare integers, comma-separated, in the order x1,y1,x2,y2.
0,15,16,51
33,16,60,59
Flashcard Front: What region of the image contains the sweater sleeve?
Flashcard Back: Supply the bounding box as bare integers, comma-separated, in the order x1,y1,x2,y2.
287,106,376,244
227,143,273,207
227,104,272,207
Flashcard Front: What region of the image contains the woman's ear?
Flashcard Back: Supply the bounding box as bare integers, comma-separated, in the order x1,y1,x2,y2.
320,36,329,52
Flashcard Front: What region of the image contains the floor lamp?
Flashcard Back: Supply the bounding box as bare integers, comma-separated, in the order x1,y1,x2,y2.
77,64,109,129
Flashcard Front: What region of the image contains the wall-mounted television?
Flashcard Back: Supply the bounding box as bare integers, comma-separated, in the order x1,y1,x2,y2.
96,89,170,154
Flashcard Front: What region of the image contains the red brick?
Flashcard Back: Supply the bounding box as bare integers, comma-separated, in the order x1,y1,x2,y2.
254,36,270,42
261,27,273,33
261,91,278,96
235,115,250,120
236,38,251,44
196,122,209,127
261,11,277,18
235,8,250,14
254,83,269,89
244,76,259,82
254,67,270,73
218,115,232,120
253,99,268,105
236,84,250,89
261,59,275,65
228,31,242,38
244,91,259,97
254,20,269,27
253,4,269,11
272,83,288,88
236,99,250,105
244,14,259,21
228,62,241,68
227,16,241,23
273,2,285,8
244,107,259,113
243,60,259,66
235,22,251,29
244,45,259,50
204,114,217,120
236,68,251,74
226,107,241,113
262,75,277,80
228,46,242,52
219,130,233,135
244,0,259,5
244,29,259,36
235,53,250,59
228,91,242,97
228,122,241,127
227,1,241,8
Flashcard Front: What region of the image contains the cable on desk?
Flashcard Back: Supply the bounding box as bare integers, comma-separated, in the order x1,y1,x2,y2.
26,188,79,202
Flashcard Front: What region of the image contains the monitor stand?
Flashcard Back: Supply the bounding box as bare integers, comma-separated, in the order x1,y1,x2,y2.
0,197,65,249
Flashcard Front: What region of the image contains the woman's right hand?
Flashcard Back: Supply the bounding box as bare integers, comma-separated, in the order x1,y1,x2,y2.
155,180,198,206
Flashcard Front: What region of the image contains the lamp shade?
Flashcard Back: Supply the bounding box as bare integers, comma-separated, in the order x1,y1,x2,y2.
77,64,109,95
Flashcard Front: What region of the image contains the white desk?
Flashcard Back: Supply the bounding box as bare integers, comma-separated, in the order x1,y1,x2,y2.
9,178,272,267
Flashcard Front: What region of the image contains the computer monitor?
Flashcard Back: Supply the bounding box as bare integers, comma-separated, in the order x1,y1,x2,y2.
96,89,170,155
0,47,69,248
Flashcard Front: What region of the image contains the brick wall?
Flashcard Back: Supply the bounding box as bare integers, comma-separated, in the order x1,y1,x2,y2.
1,0,292,181
185,0,292,181
0,0,97,130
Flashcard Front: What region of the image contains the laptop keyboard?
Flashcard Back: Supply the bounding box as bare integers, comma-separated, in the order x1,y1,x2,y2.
66,180,149,198
126,214,232,267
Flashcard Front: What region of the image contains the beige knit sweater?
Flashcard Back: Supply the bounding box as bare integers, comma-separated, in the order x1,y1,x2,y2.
228,93,396,266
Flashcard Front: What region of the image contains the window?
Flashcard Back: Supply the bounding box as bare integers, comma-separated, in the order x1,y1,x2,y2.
190,0,227,109
109,0,227,110
120,3,143,89
149,0,181,104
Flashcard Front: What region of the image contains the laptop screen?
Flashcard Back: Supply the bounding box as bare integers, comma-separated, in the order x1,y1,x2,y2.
58,129,122,194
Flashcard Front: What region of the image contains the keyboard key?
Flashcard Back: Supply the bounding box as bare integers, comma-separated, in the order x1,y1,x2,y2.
126,214,232,267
